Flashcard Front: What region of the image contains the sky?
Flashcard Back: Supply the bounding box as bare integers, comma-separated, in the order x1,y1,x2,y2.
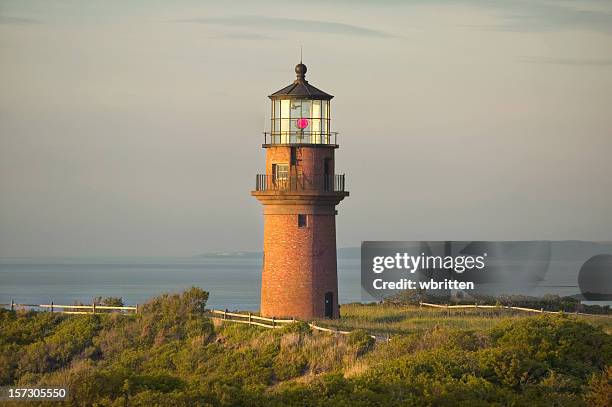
1,0,612,257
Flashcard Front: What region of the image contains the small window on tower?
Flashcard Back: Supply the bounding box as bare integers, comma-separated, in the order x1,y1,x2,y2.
298,214,308,228
272,164,289,182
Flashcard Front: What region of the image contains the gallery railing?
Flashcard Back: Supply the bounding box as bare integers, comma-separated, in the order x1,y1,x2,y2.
263,132,338,145
255,174,346,192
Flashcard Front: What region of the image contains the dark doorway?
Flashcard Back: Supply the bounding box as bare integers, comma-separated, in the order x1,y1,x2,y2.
324,292,334,318
323,158,331,191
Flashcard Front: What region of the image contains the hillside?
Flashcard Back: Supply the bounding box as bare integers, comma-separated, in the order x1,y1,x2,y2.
1,288,610,406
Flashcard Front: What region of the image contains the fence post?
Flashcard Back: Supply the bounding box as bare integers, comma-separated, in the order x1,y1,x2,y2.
224,309,228,320
92,302,96,314
540,308,544,313
135,304,139,314
248,312,252,324
10,299,14,312
272,316,276,328
51,301,54,313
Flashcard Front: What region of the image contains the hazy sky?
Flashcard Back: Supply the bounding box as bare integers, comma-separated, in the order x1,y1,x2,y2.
1,0,612,257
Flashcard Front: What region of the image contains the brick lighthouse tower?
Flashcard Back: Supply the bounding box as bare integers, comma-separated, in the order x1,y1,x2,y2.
252,62,348,320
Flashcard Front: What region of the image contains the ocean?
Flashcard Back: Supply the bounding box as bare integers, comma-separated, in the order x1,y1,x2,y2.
1,243,608,310
0,254,361,311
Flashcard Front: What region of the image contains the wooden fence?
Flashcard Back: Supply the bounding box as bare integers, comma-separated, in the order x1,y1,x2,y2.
207,309,293,328
1,304,383,341
418,302,612,318
206,309,382,341
0,301,138,315
5,300,607,341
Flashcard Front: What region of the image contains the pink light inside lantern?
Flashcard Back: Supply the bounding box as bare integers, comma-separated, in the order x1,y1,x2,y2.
296,118,309,129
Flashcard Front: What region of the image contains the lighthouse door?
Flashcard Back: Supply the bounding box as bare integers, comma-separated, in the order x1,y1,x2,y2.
324,292,333,318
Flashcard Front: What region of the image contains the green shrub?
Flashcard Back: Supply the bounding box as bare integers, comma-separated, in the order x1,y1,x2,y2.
280,321,312,335
347,329,375,356
2,290,610,406
489,315,612,379
273,351,308,381
94,296,124,307
584,366,612,407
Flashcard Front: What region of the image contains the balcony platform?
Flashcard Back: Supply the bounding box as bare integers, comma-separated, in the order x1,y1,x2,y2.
251,189,349,211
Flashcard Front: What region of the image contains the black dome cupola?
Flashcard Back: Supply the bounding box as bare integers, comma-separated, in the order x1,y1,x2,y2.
269,63,333,100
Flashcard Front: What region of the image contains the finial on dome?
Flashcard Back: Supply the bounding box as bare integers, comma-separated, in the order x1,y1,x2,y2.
295,62,307,82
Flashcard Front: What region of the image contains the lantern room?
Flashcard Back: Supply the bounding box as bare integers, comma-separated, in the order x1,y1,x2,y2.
266,63,335,145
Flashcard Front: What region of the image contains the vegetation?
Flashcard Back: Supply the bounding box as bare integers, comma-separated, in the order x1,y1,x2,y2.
386,290,611,314
317,302,612,336
0,288,610,406
92,297,124,307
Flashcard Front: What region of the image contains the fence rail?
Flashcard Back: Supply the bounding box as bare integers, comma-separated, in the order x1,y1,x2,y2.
418,302,612,318
209,309,293,324
0,301,138,314
206,309,380,340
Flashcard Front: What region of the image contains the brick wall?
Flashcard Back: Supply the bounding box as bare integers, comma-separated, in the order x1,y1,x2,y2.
258,145,340,319
266,146,335,189
260,212,338,319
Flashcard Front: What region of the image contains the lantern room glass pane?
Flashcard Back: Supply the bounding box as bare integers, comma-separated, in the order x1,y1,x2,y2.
290,100,301,119
311,118,321,135
274,100,281,119
312,100,321,122
290,118,299,133
280,119,290,143
281,118,290,132
301,100,311,118
312,100,321,118
281,100,290,118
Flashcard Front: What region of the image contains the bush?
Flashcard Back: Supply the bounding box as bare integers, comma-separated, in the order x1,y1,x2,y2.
347,330,375,356
489,315,612,379
1,290,609,406
138,287,213,345
584,366,612,407
94,296,124,307
280,321,312,335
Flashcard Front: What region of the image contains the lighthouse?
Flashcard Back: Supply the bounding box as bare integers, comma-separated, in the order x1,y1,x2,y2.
252,62,349,320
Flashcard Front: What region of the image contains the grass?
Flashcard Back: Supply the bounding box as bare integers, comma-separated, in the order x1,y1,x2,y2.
314,303,612,335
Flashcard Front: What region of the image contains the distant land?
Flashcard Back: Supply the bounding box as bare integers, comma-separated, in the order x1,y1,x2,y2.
196,251,262,258
197,247,360,259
